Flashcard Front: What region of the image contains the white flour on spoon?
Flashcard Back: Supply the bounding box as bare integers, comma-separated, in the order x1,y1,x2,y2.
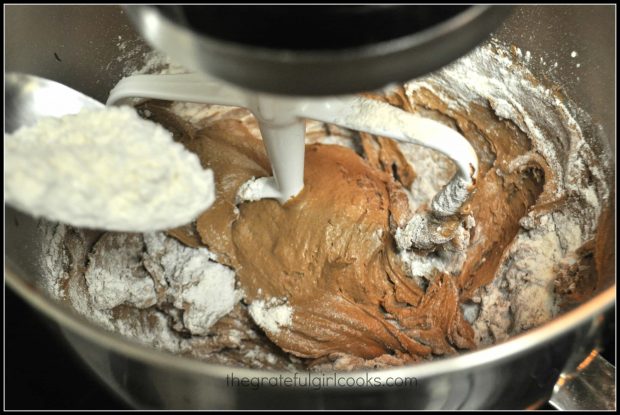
5,106,215,232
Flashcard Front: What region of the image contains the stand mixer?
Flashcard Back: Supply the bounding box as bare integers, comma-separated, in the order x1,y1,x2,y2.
109,5,511,210
5,5,616,410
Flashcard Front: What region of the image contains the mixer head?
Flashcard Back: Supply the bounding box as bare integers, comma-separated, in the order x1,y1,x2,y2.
124,5,512,96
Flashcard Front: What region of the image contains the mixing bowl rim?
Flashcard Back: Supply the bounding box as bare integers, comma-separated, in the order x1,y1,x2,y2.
5,262,615,383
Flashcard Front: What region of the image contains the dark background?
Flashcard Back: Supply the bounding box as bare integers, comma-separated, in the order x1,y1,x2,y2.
5,287,615,410
5,289,128,410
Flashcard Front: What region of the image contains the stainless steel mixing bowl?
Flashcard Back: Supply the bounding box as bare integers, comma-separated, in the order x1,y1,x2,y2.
5,5,616,409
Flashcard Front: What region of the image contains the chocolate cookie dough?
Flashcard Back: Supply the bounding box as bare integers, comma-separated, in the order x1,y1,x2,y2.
168,116,474,362
41,41,613,371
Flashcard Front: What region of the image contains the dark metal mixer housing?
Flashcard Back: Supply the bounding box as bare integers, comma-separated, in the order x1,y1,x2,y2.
125,5,512,96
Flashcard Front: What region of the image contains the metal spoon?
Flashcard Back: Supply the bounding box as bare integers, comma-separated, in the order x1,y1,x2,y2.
5,73,103,132
4,73,215,232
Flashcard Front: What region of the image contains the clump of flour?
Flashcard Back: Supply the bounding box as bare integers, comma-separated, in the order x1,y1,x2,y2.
42,224,241,352
142,232,241,335
248,298,293,335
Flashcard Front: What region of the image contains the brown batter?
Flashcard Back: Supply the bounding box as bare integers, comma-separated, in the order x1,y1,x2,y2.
407,89,546,299
135,82,549,366
168,116,474,361
40,41,612,372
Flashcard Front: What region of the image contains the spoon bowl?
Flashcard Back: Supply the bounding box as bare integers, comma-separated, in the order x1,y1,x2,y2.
4,73,215,232
5,73,103,134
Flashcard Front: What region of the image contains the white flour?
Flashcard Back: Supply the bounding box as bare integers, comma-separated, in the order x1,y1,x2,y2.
236,177,269,204
42,225,241,353
399,41,610,343
134,50,189,76
142,232,241,335
85,234,157,310
248,298,293,335
5,106,216,232
40,224,183,352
